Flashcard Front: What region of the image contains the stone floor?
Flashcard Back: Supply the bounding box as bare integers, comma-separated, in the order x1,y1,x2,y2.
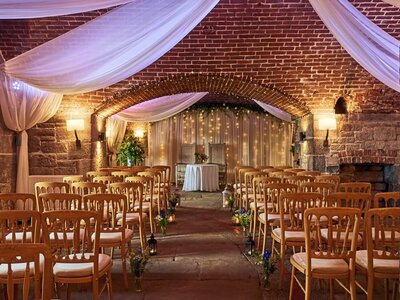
55,191,393,300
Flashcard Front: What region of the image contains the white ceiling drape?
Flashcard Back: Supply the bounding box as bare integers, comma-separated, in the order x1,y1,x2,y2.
0,0,132,19
3,0,220,94
115,93,208,122
309,0,400,93
253,100,292,122
0,73,62,193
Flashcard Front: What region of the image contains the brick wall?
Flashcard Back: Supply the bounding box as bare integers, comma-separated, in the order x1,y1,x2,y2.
0,0,399,191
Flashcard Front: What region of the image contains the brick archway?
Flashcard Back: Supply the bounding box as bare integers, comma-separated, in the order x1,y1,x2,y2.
94,73,310,118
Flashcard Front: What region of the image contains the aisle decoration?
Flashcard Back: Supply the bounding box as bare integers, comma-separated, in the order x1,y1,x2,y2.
233,209,251,236
258,250,279,290
156,210,169,236
130,248,149,293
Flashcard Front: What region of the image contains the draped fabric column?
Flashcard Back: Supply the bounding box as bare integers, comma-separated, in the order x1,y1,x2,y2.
149,109,292,182
106,116,127,166
0,73,62,192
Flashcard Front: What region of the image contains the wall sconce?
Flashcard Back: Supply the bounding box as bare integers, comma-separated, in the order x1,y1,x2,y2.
134,129,145,139
66,119,84,148
318,116,337,147
299,132,306,142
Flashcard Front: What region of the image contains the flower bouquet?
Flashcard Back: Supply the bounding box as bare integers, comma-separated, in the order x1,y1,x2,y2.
130,247,149,292
232,209,251,236
156,209,169,236
258,250,279,290
168,188,181,210
194,152,208,163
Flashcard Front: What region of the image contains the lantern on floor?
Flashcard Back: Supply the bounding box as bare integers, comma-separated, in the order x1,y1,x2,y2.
245,234,255,256
148,233,157,255
167,212,176,223
222,186,232,208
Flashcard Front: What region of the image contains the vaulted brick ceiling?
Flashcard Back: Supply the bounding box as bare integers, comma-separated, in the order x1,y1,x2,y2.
0,0,399,117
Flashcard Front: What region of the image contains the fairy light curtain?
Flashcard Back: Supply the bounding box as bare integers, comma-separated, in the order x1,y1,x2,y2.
309,0,400,93
148,109,292,182
2,0,220,94
0,0,132,19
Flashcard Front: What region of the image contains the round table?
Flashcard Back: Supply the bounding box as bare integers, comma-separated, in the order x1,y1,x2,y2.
182,164,219,192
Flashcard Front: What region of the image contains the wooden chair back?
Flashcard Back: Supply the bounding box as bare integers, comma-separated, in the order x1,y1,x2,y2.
264,183,298,214
284,175,314,187
304,207,361,273
86,171,109,182
0,193,36,211
129,166,149,173
0,243,53,300
99,167,118,173
71,182,107,196
279,192,324,233
37,193,82,212
111,171,136,182
234,166,253,187
92,175,122,186
263,168,283,175
297,171,321,177
63,175,86,184
35,182,70,199
270,171,296,179
257,165,274,170
373,192,400,208
314,175,340,191
0,210,41,244
109,182,144,214
152,165,171,186
338,182,371,193
275,165,293,169
299,182,336,199
285,168,305,173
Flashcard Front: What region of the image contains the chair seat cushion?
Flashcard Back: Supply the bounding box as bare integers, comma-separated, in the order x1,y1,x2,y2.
5,232,33,242
356,250,399,274
320,229,363,244
258,213,290,223
0,256,44,278
95,228,134,244
291,252,349,275
53,253,112,278
272,228,305,242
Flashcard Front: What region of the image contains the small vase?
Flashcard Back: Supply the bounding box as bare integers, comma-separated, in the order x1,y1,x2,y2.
242,226,248,237
134,276,142,292
161,227,167,236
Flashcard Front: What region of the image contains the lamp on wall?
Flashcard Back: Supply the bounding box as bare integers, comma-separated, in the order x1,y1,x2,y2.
318,116,336,147
66,119,84,148
134,129,145,139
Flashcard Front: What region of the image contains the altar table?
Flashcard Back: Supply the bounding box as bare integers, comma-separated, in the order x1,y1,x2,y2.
182,164,219,192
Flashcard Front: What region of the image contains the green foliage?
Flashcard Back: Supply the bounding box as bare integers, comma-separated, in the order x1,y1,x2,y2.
117,134,145,166
130,248,149,277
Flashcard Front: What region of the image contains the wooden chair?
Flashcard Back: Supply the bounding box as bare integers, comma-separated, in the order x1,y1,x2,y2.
0,210,41,244
111,171,136,182
256,183,297,253
275,165,293,170
147,167,170,207
109,182,147,249
41,210,112,300
271,192,324,289
236,167,256,209
299,182,336,199
129,166,149,173
338,182,371,193
152,165,171,190
297,171,321,177
86,171,109,182
63,175,86,184
289,207,361,300
0,243,53,300
373,192,400,208
71,182,107,196
270,171,296,180
83,193,133,288
284,175,314,187
285,168,305,173
242,171,267,210
92,176,122,191
356,208,400,300
34,182,70,200
126,176,157,233
0,193,36,211
257,165,274,170
264,168,283,175
99,167,118,173
37,193,82,212
138,171,164,213
315,175,340,191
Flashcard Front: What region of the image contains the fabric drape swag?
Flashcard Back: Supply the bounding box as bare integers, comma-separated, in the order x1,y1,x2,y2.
0,0,132,19
309,0,400,92
2,0,220,94
0,73,62,192
116,93,208,122
106,116,127,166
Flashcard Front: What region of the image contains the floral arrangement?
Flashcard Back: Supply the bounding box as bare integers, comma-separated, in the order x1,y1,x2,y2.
130,247,149,278
258,250,279,289
227,195,235,211
194,152,208,163
156,209,169,235
232,209,251,235
168,188,181,209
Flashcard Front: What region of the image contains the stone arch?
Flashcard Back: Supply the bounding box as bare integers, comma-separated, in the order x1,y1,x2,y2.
94,73,310,118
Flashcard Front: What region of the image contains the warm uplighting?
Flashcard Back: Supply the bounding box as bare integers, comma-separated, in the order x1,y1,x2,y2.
134,129,145,138
318,116,337,147
66,119,84,148
147,234,157,255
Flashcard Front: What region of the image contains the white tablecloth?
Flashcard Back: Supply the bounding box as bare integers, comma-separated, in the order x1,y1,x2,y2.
182,164,219,192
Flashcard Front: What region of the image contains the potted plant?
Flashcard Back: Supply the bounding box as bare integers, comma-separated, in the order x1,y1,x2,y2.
117,134,145,166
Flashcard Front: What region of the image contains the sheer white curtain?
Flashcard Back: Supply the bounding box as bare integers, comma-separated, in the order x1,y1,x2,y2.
106,116,127,166
149,110,292,182
0,0,132,19
254,100,292,122
3,0,220,94
0,74,62,192
116,93,208,122
309,0,400,92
